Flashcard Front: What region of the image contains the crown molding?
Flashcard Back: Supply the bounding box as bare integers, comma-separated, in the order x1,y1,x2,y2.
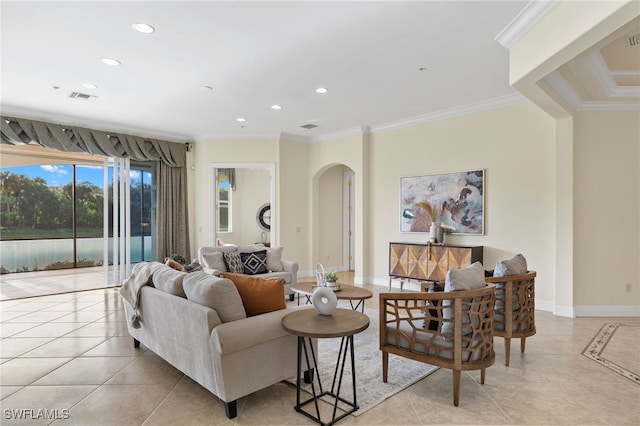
369,93,528,135
279,132,310,144
310,126,365,144
545,70,640,111
544,70,581,110
586,51,640,97
495,0,560,49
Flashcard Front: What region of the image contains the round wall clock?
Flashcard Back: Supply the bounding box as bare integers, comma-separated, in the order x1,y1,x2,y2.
256,203,271,231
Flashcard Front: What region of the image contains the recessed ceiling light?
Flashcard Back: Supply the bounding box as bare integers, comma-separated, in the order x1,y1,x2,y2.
132,22,155,34
271,104,282,110
236,118,246,122
315,87,328,94
101,58,121,66
81,83,97,89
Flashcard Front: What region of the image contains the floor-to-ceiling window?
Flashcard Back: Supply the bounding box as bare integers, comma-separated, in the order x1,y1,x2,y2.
0,161,156,274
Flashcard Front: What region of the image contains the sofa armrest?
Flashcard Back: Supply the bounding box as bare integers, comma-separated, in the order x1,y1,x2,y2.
211,306,309,355
281,260,298,284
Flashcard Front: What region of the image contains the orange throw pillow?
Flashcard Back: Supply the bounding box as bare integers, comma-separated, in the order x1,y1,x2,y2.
220,273,286,316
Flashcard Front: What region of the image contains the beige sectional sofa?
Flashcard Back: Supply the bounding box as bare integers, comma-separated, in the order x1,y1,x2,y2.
198,244,298,300
121,262,311,419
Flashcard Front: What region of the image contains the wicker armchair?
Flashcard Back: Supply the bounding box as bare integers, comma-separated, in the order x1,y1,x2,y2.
379,284,496,406
485,271,536,366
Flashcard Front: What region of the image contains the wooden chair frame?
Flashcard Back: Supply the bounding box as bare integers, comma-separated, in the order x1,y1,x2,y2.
485,271,536,366
379,284,496,406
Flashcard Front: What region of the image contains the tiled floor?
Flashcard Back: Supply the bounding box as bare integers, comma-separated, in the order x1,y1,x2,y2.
0,267,111,301
0,270,639,425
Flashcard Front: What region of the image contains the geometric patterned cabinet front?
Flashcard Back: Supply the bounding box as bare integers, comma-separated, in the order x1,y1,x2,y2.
389,242,483,282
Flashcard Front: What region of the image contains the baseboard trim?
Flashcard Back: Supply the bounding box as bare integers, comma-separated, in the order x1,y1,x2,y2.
574,305,640,317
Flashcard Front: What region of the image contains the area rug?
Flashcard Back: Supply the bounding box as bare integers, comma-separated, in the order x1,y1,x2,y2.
582,322,640,385
286,307,438,416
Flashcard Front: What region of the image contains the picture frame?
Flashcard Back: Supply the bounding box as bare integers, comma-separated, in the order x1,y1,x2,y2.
400,169,484,234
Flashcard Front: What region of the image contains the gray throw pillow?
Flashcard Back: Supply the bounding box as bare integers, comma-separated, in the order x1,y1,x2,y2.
266,246,284,272
183,271,247,322
201,251,227,272
494,254,527,277
442,262,486,334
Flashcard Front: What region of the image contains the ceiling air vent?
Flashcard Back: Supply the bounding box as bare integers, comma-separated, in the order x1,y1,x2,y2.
69,91,98,101
300,123,318,129
625,33,640,48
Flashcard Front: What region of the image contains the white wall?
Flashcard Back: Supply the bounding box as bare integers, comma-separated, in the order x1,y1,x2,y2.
224,167,270,245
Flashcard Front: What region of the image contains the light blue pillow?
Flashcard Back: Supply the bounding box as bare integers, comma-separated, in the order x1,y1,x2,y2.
494,254,527,277
442,262,486,334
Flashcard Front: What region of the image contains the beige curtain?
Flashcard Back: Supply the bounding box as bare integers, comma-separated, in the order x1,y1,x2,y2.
156,162,191,262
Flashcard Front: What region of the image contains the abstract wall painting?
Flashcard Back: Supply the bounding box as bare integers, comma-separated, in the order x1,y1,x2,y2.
400,169,484,234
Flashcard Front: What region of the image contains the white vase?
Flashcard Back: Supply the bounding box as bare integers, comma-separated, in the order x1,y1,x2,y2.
312,286,338,316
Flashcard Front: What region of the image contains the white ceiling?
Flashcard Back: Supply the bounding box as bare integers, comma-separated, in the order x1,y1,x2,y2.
3,1,637,144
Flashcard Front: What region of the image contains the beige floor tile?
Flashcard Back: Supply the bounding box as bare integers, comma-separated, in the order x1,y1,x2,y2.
50,310,110,322
20,337,106,358
11,322,88,338
0,385,23,400
4,310,71,323
0,385,97,425
142,378,234,426
62,321,128,338
81,336,146,357
0,322,38,338
32,356,136,386
63,384,174,426
0,337,55,357
0,357,72,385
105,352,184,386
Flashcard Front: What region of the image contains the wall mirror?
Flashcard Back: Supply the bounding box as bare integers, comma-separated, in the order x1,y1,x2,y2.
210,163,275,247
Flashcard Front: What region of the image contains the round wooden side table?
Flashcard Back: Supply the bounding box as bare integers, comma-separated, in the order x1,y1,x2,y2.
281,308,369,426
290,282,373,312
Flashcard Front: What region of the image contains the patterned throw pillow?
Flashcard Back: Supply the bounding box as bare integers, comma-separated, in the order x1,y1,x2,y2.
223,251,244,274
240,250,268,275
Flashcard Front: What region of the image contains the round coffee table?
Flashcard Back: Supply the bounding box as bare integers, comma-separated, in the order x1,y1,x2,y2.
291,282,373,312
281,308,369,425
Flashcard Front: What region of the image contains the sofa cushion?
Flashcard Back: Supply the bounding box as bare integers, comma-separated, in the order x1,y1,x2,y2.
152,266,188,298
494,254,527,277
183,272,247,322
221,273,286,316
266,246,284,272
223,251,244,274
240,250,268,275
442,262,485,334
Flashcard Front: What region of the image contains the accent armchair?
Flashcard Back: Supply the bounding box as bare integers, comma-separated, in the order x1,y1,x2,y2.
379,283,496,406
485,271,536,366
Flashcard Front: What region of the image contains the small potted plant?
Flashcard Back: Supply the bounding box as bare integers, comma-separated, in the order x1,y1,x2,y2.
324,271,338,286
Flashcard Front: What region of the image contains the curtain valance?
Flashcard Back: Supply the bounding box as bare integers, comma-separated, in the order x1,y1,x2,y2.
1,116,186,167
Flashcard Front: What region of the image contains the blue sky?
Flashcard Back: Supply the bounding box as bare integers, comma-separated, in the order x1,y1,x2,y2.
2,165,142,187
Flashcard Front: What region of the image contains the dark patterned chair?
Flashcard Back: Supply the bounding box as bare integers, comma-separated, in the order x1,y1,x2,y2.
485,271,536,366
379,283,496,406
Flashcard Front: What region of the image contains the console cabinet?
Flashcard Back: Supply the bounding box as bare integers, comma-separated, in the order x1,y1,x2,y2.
389,242,483,284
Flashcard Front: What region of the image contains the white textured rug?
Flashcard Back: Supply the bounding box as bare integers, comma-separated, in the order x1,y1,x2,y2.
582,322,640,385
287,307,438,417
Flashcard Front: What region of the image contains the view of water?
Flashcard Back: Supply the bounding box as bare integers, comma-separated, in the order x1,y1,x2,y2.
0,237,153,273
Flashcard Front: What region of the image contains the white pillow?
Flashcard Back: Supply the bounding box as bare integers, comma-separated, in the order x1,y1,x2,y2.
494,254,527,277
266,246,284,272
